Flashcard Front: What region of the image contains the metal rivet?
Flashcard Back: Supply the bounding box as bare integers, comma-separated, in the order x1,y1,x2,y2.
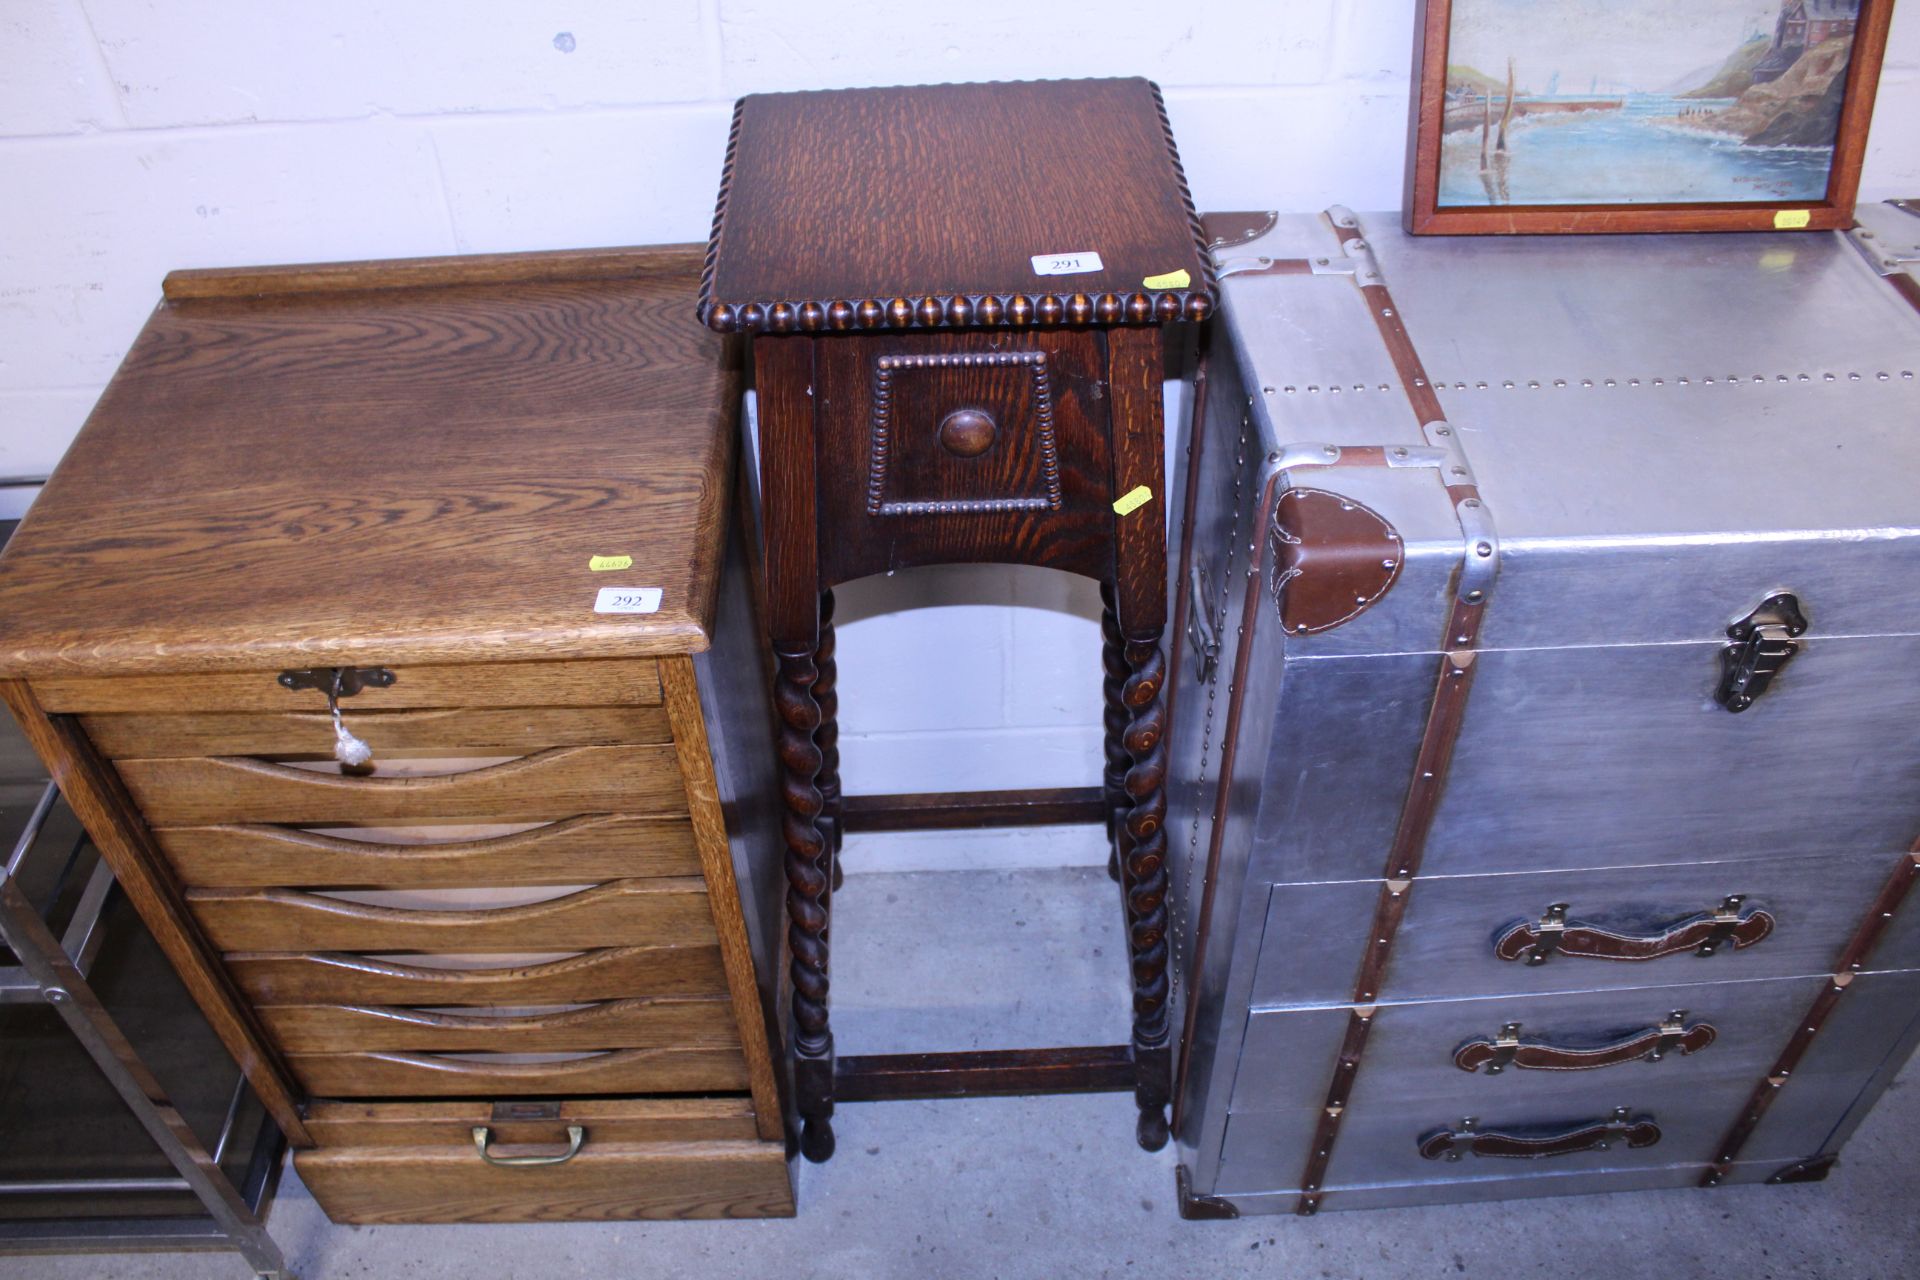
1434,426,1452,436
1879,372,1891,380
1581,379,1593,388
46,989,68,1003
1284,385,1297,394
1466,589,1484,603
1263,385,1276,394
1451,465,1467,476
1553,378,1567,388
1475,542,1493,557
1392,446,1409,458
1321,445,1339,458
1382,558,1397,570
1462,498,1481,509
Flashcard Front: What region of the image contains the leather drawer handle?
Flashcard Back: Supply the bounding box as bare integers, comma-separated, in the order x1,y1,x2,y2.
1494,895,1774,965
471,1123,585,1167
1454,1011,1716,1074
1419,1107,1661,1161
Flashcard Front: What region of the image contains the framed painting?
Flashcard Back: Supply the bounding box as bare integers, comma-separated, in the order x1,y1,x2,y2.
1405,0,1894,234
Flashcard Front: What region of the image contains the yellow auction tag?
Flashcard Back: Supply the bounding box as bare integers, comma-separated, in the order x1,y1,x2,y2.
1142,269,1191,290
588,554,634,572
1112,485,1154,516
1773,209,1812,229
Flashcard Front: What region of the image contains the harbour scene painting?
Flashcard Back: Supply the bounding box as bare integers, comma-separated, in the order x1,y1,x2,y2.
1438,0,1864,207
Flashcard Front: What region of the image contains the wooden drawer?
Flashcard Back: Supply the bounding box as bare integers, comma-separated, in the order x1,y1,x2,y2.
225,944,731,1006
120,744,684,824
290,1046,749,1097
189,878,717,951
259,995,741,1054
157,814,701,888
296,1098,792,1223
83,704,672,759
305,1096,764,1147
32,657,664,713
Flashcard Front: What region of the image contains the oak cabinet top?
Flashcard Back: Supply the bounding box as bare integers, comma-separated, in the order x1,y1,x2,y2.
698,78,1215,335
0,246,740,677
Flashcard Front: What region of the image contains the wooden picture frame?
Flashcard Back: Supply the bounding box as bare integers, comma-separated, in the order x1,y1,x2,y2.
1405,0,1894,234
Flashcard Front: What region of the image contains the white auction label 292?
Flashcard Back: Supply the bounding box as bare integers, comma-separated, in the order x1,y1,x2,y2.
594,586,663,614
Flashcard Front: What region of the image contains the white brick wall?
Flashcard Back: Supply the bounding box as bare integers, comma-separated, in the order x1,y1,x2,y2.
3,1,1917,867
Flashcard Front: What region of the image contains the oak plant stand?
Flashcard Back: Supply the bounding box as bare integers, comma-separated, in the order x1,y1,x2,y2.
699,78,1215,1161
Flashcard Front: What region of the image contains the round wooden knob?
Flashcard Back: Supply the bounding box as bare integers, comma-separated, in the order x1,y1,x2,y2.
937,408,997,458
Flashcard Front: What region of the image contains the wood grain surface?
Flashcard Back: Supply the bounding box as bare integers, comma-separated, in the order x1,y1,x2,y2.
294,1138,794,1223
118,743,685,824
699,79,1213,332
156,814,702,888
812,329,1116,586
164,242,706,300
34,658,664,713
302,1096,761,1147
259,995,741,1054
0,250,741,677
662,653,786,1142
188,877,718,951
82,704,672,758
288,1047,750,1098
224,943,731,1007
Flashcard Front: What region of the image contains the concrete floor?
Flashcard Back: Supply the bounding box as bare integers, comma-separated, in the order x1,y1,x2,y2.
8,866,1920,1280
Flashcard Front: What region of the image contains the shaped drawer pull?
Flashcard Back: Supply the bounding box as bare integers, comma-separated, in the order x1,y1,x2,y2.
1454,1011,1716,1074
471,1123,585,1167
1495,895,1774,966
1419,1107,1661,1161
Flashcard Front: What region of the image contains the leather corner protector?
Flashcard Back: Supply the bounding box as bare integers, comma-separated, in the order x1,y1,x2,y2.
1176,1165,1239,1219
1268,488,1404,635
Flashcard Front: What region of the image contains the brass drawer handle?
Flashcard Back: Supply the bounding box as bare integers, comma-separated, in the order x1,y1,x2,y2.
470,1123,585,1167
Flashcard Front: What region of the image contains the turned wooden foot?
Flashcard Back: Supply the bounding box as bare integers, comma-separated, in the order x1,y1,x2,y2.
1120,635,1172,1150
776,642,837,1160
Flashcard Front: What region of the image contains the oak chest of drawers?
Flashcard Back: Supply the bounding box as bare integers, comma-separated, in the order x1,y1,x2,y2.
1167,206,1920,1215
0,246,793,1223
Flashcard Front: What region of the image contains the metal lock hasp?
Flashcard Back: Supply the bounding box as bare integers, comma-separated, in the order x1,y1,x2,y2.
1715,592,1807,712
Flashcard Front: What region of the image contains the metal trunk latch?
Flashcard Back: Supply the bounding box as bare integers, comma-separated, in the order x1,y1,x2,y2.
1715,592,1806,712
1523,903,1569,965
